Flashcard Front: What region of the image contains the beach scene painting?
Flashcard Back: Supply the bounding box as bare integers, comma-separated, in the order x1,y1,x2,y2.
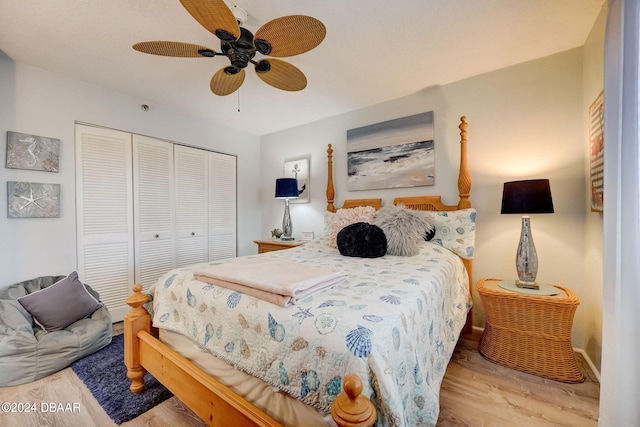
347,111,434,191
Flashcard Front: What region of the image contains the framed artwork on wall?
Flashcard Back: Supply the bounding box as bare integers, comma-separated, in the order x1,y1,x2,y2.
346,111,435,191
283,156,310,203
7,181,61,218
589,91,604,212
6,131,60,172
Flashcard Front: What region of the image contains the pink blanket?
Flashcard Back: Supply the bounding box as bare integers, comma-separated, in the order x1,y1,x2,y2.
193,258,346,307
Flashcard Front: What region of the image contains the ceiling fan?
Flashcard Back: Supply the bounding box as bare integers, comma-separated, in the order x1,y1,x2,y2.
132,0,326,96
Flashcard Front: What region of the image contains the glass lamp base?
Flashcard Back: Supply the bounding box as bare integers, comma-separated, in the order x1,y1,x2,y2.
281,199,294,241
516,216,539,285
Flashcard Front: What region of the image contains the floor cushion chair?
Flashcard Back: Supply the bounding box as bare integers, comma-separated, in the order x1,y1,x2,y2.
0,273,112,386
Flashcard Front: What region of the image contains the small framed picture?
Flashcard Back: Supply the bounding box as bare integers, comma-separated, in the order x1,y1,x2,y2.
589,91,604,212
7,181,61,218
301,231,315,241
283,155,310,203
6,131,60,172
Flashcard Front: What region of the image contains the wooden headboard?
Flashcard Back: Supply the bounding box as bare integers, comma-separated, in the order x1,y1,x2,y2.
325,115,473,333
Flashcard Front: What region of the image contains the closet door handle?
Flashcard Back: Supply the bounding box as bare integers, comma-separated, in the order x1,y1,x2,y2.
191,232,195,236
154,234,159,239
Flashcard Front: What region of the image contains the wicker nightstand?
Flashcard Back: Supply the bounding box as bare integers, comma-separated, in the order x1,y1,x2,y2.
477,278,585,383
254,239,303,254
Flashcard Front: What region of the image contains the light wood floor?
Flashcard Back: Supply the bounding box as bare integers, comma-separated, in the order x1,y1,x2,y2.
0,327,599,427
437,330,599,426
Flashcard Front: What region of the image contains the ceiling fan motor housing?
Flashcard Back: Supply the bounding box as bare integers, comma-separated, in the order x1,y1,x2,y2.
221,27,256,70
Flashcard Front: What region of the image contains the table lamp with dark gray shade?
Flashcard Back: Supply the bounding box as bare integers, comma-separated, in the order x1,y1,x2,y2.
501,179,554,289
275,178,299,241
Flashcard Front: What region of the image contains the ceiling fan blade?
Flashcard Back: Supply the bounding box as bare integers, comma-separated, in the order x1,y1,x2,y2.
254,15,326,57
210,67,245,96
133,41,216,57
255,58,307,92
180,0,240,40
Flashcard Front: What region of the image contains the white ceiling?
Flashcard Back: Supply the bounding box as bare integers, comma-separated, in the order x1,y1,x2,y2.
1,0,604,136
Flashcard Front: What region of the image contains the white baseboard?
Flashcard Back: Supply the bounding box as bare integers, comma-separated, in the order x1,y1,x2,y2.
574,348,601,382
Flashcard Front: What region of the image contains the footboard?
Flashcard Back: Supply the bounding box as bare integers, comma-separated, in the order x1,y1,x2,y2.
124,285,376,427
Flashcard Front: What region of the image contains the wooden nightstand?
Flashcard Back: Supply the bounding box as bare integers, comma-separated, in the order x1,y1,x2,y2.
477,278,585,383
254,239,303,254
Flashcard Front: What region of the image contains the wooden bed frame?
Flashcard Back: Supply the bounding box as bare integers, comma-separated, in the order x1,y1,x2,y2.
124,116,472,427
326,116,473,335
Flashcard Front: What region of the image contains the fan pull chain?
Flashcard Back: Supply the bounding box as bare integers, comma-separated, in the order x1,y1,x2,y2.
237,91,240,112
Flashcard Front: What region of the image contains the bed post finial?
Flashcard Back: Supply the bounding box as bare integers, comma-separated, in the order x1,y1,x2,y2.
327,144,336,213
457,116,472,209
331,374,376,426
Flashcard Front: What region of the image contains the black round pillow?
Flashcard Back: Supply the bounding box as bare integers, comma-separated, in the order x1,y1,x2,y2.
336,222,387,258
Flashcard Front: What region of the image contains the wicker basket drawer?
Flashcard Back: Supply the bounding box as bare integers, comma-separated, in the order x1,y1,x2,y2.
477,278,585,383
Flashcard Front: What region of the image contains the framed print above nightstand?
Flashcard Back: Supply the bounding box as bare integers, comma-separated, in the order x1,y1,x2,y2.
7,181,61,218
284,156,310,203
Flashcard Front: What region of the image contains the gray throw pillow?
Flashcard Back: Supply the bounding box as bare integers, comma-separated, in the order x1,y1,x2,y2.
373,204,435,256
17,271,102,332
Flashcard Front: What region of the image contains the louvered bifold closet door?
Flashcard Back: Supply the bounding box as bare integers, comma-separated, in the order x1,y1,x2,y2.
133,135,176,290
208,152,237,260
174,145,208,267
76,125,134,322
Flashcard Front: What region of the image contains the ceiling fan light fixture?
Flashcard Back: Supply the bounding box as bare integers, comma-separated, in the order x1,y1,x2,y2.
215,29,236,42
254,39,272,55
224,66,241,75
255,59,271,73
198,48,217,57
235,27,255,49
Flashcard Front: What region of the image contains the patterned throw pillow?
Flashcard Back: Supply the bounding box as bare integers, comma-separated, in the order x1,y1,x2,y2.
327,206,377,248
422,208,476,259
323,211,335,236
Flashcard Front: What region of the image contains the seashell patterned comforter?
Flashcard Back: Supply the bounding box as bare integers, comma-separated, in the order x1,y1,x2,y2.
152,236,471,426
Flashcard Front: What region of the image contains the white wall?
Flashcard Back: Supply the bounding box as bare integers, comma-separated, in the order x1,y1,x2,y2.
260,49,590,348
582,4,607,372
0,52,262,289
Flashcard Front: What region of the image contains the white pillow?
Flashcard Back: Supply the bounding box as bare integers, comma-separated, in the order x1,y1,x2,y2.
327,206,377,248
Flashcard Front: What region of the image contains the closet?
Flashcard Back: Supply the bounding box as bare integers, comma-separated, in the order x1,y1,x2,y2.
75,125,236,322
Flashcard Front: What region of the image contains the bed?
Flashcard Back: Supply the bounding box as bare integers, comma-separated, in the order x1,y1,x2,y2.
124,116,473,427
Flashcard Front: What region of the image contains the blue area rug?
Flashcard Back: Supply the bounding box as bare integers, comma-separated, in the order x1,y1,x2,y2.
71,334,174,424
